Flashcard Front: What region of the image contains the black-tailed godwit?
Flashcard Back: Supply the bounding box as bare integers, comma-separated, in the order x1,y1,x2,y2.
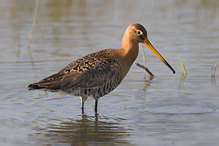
28,23,175,113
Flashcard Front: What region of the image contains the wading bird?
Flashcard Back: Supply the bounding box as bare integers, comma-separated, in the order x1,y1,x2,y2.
28,23,175,114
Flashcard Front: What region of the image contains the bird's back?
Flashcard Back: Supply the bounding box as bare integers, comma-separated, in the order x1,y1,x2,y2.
28,49,124,99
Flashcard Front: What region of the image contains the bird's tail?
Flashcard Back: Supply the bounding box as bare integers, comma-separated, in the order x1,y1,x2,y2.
28,83,45,90
28,72,65,90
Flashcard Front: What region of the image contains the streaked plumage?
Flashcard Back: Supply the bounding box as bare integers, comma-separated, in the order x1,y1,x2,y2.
28,23,175,113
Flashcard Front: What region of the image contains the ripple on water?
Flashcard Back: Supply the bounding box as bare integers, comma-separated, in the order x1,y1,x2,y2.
145,102,216,115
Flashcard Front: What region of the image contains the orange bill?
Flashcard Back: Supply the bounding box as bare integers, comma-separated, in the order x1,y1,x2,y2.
143,38,175,74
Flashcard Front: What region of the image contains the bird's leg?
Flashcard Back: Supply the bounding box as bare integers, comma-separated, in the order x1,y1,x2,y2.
81,107,84,115
80,96,88,114
94,98,99,114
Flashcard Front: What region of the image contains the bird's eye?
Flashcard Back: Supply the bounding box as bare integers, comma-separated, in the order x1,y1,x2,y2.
136,30,143,35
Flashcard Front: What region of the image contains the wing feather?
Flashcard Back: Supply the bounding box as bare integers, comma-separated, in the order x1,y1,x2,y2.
28,49,121,91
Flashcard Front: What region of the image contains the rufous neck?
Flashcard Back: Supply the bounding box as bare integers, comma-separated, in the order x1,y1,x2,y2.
119,32,139,66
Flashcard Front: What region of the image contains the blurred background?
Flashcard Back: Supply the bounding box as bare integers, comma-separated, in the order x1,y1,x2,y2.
0,0,219,145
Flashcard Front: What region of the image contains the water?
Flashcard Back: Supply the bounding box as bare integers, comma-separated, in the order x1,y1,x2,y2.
0,0,219,145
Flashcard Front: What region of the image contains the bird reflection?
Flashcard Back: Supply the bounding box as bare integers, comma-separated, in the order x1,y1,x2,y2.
32,114,131,145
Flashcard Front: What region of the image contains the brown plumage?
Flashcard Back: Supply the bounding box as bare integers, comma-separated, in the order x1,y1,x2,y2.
28,23,175,113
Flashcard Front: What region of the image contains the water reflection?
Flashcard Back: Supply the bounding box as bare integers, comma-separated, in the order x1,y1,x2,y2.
178,75,187,92
32,114,131,145
211,76,216,88
142,76,153,95
211,62,218,88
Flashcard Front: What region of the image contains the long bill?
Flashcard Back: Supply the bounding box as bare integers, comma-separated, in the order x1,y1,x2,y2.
143,38,175,74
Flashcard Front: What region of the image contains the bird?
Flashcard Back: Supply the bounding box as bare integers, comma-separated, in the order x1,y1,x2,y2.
28,23,175,114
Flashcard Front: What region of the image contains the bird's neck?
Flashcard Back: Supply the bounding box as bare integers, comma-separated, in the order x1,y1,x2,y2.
119,33,139,66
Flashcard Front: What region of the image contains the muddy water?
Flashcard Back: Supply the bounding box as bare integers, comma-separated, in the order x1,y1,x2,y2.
0,0,219,145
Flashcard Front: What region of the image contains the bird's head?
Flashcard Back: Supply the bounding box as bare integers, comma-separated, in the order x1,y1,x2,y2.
127,23,175,74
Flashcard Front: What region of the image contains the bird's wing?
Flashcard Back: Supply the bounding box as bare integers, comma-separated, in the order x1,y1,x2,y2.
29,51,121,90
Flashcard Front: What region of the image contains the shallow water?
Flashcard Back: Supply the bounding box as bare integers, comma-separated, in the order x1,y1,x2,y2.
1,0,219,145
